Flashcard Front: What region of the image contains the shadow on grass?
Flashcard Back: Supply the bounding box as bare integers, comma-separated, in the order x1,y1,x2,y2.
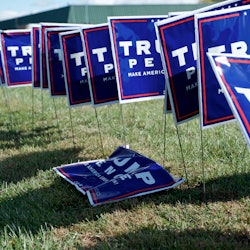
142,172,250,205
0,172,249,236
0,147,82,183
81,225,249,249
0,125,60,149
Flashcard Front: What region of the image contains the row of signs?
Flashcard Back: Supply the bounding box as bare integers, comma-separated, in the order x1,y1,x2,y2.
1,0,250,143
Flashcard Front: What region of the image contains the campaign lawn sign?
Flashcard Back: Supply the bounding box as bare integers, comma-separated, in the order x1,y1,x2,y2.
40,23,80,89
45,27,80,97
54,146,185,206
208,53,250,148
155,0,250,125
31,24,41,88
108,16,168,104
60,29,91,107
195,5,250,129
0,45,5,84
82,24,119,107
1,29,32,87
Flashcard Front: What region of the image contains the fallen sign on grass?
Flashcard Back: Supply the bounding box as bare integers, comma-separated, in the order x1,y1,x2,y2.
54,146,185,206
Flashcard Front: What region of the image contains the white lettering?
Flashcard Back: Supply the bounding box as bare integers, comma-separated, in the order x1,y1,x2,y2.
103,75,116,82
208,45,226,54
104,166,116,175
119,40,158,56
124,162,140,173
136,40,151,55
81,67,87,77
135,171,155,184
96,160,105,167
235,87,250,102
218,88,224,94
172,46,188,67
145,57,154,67
186,66,196,80
231,41,248,55
70,52,85,66
16,58,24,65
114,173,132,180
155,39,161,54
54,49,63,61
92,47,107,62
192,42,197,61
186,82,198,92
113,157,131,167
119,41,133,56
129,59,137,69
104,63,114,73
21,46,31,56
128,71,141,77
7,46,19,57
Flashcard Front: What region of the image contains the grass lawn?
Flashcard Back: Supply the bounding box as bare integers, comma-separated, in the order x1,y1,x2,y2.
0,87,249,249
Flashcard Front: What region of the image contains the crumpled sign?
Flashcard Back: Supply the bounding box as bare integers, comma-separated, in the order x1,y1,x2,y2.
54,146,185,206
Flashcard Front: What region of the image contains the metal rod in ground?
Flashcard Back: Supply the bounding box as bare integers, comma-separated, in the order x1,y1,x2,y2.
233,139,248,174
94,107,105,158
68,107,76,148
176,125,189,188
2,86,13,128
161,97,168,167
241,143,248,162
52,97,61,138
31,87,35,130
41,88,44,123
119,104,127,147
162,114,167,168
200,128,206,199
39,89,48,139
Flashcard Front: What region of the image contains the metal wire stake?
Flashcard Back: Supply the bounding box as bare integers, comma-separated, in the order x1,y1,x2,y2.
200,128,206,199
68,107,76,148
31,87,35,130
94,107,105,158
162,114,167,168
119,104,127,147
176,125,189,188
2,86,13,129
52,98,61,138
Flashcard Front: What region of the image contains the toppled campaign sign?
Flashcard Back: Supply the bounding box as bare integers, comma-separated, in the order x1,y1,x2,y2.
54,146,185,206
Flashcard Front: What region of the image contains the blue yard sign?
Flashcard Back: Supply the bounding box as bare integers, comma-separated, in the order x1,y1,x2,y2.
208,53,250,148
40,23,77,89
60,29,91,107
46,27,79,97
40,23,57,89
31,25,41,88
155,0,250,125
82,24,119,107
108,16,168,104
54,146,185,206
1,29,32,87
0,46,5,84
196,5,250,129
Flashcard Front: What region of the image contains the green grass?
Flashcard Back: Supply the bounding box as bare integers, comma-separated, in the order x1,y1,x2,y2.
0,86,249,249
